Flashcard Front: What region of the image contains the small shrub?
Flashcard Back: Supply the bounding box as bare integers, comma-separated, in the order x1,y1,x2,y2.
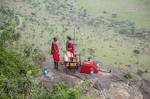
135,61,139,64
145,69,148,73
68,88,80,99
128,80,136,86
123,72,132,79
80,80,91,93
103,11,107,14
32,51,45,62
133,49,140,54
137,69,144,76
33,52,43,60
112,13,117,18
23,44,33,57
29,82,81,99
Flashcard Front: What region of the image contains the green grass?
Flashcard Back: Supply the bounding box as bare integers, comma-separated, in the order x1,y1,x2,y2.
76,0,150,29
75,0,150,80
74,25,150,80
118,12,150,29
17,0,150,66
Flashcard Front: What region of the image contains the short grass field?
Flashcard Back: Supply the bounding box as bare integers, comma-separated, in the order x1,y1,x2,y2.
76,0,150,29
75,0,150,79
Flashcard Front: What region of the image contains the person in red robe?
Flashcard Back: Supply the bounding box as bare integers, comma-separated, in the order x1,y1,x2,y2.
51,37,60,70
66,36,75,56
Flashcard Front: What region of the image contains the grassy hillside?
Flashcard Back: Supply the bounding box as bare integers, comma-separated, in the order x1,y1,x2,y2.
0,0,150,80
76,0,150,29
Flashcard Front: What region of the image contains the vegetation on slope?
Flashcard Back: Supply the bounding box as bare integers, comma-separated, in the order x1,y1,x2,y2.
0,5,85,99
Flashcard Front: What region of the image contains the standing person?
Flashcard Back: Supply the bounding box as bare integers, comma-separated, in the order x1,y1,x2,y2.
51,37,60,70
66,36,74,56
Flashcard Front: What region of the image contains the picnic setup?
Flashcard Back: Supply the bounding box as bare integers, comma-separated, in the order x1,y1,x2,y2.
49,36,111,77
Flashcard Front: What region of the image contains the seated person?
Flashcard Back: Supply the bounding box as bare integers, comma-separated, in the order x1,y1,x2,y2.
83,57,95,64
84,57,92,62
64,50,73,62
64,50,73,67
64,50,78,67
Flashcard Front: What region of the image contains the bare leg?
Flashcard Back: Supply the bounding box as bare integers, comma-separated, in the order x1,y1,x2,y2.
56,62,58,70
54,62,57,69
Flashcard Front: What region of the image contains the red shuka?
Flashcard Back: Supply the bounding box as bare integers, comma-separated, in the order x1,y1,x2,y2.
66,40,74,55
51,41,60,63
80,60,98,74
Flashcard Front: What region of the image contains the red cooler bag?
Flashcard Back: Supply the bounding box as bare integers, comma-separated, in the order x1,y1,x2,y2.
80,60,98,74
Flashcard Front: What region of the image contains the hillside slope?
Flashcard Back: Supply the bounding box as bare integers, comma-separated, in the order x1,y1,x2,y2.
0,0,150,80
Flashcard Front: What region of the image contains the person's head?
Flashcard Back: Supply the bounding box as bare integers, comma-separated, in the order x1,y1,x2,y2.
67,36,72,40
53,37,57,42
88,57,91,61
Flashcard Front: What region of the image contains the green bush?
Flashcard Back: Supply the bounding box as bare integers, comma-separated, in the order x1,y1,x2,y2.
0,47,40,98
32,51,45,62
112,13,117,18
0,6,20,47
123,72,132,79
23,44,33,57
137,69,144,76
50,82,81,99
133,49,140,54
0,6,41,98
28,82,82,99
113,20,135,37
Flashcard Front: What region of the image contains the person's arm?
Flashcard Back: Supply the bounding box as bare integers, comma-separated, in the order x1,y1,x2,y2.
55,42,59,53
72,42,74,51
51,43,54,54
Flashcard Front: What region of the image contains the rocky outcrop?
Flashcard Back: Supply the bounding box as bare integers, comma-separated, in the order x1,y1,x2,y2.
140,79,150,99
36,55,149,99
91,69,143,99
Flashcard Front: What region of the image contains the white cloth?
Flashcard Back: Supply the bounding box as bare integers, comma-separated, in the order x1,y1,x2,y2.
64,51,73,62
